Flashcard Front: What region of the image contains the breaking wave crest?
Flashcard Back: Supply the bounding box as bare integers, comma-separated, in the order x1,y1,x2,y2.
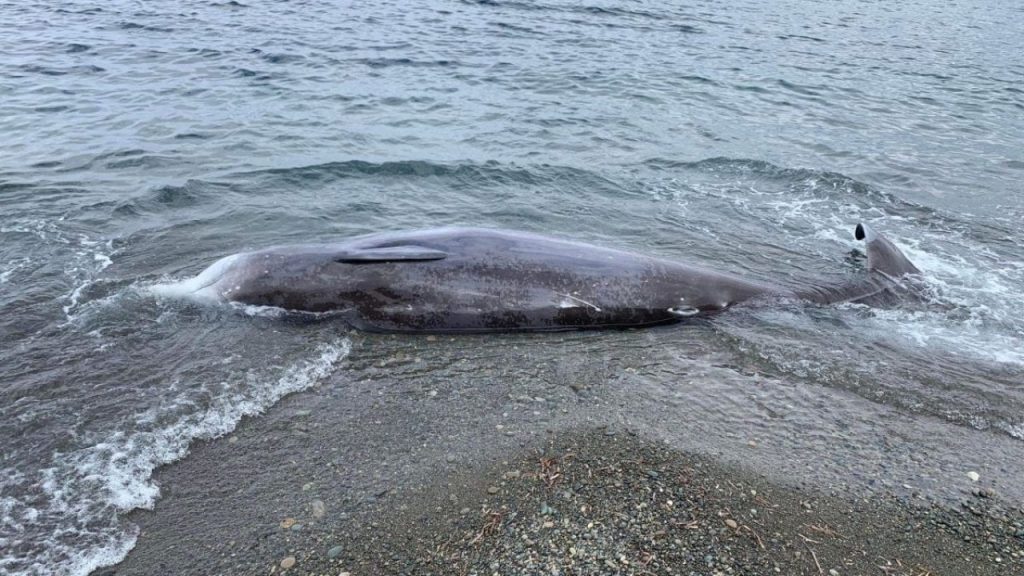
0,339,349,576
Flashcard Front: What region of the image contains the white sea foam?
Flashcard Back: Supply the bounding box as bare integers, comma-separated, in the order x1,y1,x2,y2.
0,257,32,284
843,305,1024,366
2,338,350,576
998,421,1024,440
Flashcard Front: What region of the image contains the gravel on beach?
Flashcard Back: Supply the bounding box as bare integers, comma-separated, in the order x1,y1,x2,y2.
264,430,1023,576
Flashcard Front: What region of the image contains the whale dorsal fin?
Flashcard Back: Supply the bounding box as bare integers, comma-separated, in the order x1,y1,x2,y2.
854,223,920,277
334,245,447,264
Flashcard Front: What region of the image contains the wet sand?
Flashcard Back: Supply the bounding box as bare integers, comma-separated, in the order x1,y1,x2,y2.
101,334,1024,575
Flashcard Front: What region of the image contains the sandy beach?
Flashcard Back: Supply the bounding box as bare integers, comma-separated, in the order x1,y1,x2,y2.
101,334,1024,576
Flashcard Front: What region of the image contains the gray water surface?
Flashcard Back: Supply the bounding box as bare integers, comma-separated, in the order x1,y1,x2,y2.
1,1,1023,575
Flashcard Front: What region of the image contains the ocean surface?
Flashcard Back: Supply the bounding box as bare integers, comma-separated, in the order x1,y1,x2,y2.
1,0,1023,574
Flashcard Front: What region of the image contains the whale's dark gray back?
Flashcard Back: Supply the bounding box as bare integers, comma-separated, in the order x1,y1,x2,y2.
189,225,921,333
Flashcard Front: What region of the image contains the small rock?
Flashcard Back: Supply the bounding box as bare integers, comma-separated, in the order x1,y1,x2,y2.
290,523,303,532
725,519,738,529
487,486,499,494
279,517,297,529
280,556,296,570
327,545,343,559
426,335,437,341
311,499,326,518
829,570,839,576
967,471,980,482
227,436,238,444
445,454,456,463
302,482,314,491
460,507,471,514
748,440,758,447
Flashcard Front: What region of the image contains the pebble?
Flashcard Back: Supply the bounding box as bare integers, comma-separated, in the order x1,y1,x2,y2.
327,545,344,559
829,570,839,576
290,523,303,532
725,519,738,529
280,556,296,569
311,499,326,518
487,486,499,494
445,453,456,463
975,488,995,499
280,517,296,529
967,471,980,482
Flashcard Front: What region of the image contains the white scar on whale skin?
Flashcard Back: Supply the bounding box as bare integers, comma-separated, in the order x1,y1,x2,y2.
667,306,700,317
558,292,602,312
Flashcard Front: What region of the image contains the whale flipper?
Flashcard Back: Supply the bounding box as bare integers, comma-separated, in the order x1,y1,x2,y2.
334,246,448,264
855,223,920,277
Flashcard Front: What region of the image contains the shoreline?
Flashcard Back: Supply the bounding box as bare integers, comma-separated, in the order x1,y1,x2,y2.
98,334,1024,575
102,419,1023,575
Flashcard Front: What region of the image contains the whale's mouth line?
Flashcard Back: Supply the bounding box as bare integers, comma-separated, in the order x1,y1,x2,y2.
188,276,222,295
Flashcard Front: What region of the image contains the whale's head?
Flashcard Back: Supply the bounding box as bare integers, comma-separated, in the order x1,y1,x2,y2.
150,248,335,309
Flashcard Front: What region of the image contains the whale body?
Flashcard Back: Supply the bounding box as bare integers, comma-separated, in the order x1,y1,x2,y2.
166,224,921,333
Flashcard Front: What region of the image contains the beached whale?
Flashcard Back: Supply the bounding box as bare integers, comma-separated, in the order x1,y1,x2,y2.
160,224,921,333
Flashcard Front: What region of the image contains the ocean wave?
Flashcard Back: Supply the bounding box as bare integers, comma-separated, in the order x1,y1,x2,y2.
246,159,542,183
0,339,349,576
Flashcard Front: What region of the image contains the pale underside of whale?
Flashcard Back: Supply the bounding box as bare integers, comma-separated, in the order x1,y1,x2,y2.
167,224,922,333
